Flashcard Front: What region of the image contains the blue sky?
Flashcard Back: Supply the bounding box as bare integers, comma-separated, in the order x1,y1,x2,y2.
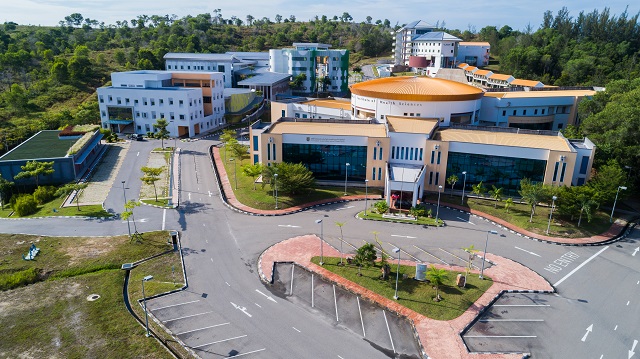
3,0,638,31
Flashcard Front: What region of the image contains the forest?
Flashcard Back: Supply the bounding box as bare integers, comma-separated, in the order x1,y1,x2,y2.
0,7,637,187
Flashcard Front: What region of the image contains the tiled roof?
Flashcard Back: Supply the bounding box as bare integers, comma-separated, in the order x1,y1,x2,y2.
437,128,571,151
511,79,544,87
237,72,291,86
351,76,484,101
474,70,492,76
414,31,461,42
488,74,513,81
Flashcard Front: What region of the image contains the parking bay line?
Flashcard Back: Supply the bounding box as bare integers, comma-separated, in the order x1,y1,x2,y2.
440,248,478,269
151,299,200,311
479,319,545,322
413,245,449,265
191,334,248,350
163,311,213,323
493,304,550,307
553,246,609,287
174,322,230,336
224,348,266,358
387,242,421,262
465,335,538,338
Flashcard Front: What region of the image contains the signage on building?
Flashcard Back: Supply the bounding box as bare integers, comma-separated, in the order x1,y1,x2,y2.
283,134,367,146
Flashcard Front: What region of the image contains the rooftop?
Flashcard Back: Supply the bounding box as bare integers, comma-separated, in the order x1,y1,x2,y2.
474,70,492,76
163,52,235,61
488,74,513,81
459,42,491,47
386,116,438,135
267,119,387,138
389,164,424,182
237,72,291,86
511,79,543,87
400,20,436,30
301,99,352,111
350,76,484,102
484,89,596,99
0,130,74,161
414,31,461,42
436,128,572,152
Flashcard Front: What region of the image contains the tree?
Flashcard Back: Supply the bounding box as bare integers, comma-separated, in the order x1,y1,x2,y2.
446,174,458,198
122,199,142,242
518,178,550,222
409,205,425,220
335,221,346,265
504,197,514,213
353,243,377,276
427,265,448,301
55,182,88,210
0,176,15,210
140,166,164,201
65,13,84,27
471,181,486,198
275,14,282,23
242,163,263,190
462,245,478,287
587,159,626,205
373,200,389,214
14,160,55,187
488,185,503,208
246,15,254,26
229,142,249,161
153,118,170,149
341,12,353,22
262,162,315,195
577,192,598,227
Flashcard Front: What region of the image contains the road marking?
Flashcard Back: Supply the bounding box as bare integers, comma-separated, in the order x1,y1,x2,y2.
627,301,631,306
206,239,208,243
224,348,266,358
515,246,541,257
391,235,416,239
440,248,478,268
413,245,448,265
292,327,301,333
554,246,609,287
136,152,139,156
191,335,247,349
357,297,365,337
152,299,200,311
255,303,261,308
383,310,395,353
479,319,544,322
210,258,213,262
493,304,550,307
456,216,475,225
188,193,191,201
225,282,230,287
615,325,618,330
208,190,212,197
335,205,355,211
633,247,639,256
162,209,166,230
333,284,339,322
637,281,639,285
278,224,301,228
544,251,581,274
163,311,213,323
387,242,421,262
582,324,593,342
175,322,229,336
230,302,252,317
203,224,205,227
630,340,638,359
255,289,277,303
465,335,538,338
338,356,345,359
290,265,295,294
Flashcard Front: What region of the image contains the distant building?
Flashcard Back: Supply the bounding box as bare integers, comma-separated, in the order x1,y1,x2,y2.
236,72,291,101
97,70,225,138
269,43,349,97
457,42,491,67
392,20,437,65
407,32,461,74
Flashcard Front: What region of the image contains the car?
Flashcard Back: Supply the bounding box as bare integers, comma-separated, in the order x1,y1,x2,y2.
131,134,144,141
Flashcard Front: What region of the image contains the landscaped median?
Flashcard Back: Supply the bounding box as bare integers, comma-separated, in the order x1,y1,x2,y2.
259,235,553,359
359,210,444,227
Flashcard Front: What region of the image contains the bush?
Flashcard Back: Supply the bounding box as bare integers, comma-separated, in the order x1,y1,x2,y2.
146,131,155,139
33,186,56,204
12,194,38,216
373,200,389,214
0,268,39,290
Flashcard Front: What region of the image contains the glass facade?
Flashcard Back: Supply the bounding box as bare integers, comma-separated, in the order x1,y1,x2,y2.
282,143,367,180
445,152,547,196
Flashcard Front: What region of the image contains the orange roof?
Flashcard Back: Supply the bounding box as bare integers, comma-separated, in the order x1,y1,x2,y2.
350,76,484,102
474,70,492,76
437,128,571,151
459,42,491,47
457,63,468,69
488,74,513,81
464,66,478,73
511,79,543,87
301,99,351,110
386,116,438,134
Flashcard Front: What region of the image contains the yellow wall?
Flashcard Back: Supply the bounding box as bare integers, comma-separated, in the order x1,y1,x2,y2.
423,139,449,192
365,137,390,187
259,133,283,166
543,150,577,186
270,102,288,120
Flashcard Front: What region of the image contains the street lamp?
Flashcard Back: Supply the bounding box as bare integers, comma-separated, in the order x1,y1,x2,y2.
142,275,154,337
274,173,278,209
229,158,238,190
121,181,131,237
393,248,401,300
480,230,498,280
461,171,467,205
315,219,324,265
435,185,443,227
364,179,369,215
546,195,558,235
610,186,627,223
344,162,350,196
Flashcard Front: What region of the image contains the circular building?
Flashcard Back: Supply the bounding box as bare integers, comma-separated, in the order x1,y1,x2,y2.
350,76,484,125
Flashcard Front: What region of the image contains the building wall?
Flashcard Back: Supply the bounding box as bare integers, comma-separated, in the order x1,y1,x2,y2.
479,95,580,130
457,44,490,67
365,137,390,187
165,59,233,87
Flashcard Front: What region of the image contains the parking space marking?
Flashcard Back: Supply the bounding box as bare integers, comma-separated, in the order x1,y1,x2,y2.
515,246,541,257
333,284,339,321
493,304,550,307
383,310,396,353
162,209,166,230
192,334,248,349
457,217,475,225
335,205,354,211
230,302,252,317
554,246,609,287
413,245,449,265
292,327,301,333
255,303,261,308
387,242,420,262
390,235,416,239
152,299,200,311
479,319,544,322
357,297,365,337
290,265,294,294
175,322,230,336
627,301,630,306
615,325,618,330
164,311,214,323
224,348,266,358
440,248,477,268
465,335,538,338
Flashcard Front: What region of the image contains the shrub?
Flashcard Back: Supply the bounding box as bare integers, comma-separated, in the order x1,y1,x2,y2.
0,268,39,290
12,194,38,216
373,200,389,214
146,131,155,139
33,186,56,204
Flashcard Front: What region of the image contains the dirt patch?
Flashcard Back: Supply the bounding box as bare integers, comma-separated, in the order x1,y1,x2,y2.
62,237,128,266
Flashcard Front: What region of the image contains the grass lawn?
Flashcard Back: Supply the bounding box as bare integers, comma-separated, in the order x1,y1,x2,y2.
220,156,383,210
0,231,184,358
361,211,443,226
0,195,111,218
141,198,173,207
423,193,611,238
311,256,492,321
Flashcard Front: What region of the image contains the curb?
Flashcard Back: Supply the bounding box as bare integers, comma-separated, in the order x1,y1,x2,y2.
0,214,115,221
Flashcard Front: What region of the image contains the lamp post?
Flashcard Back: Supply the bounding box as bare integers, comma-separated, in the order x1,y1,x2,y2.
393,248,401,300
142,275,154,337
121,181,131,237
364,179,369,215
480,230,498,279
461,171,467,205
435,185,443,227
315,219,324,265
229,158,237,190
274,173,278,209
610,186,627,223
546,195,558,235
344,162,350,196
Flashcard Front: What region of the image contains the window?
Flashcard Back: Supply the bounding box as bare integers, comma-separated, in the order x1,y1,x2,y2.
272,144,277,161
170,113,175,120
523,110,527,115
117,98,122,104
179,100,184,106
502,110,506,116
435,172,440,185
267,144,271,160
579,156,589,175
372,167,376,180
430,151,435,164
559,163,567,182
151,99,155,106
169,98,174,105
552,162,560,182
282,110,286,117
542,109,545,115
379,148,383,160
391,146,395,160
419,148,423,161
429,172,433,185
253,136,259,151
373,147,377,159
378,168,381,180
437,151,441,165
179,114,185,120
513,110,516,116
534,109,538,115
409,148,414,160
99,96,104,103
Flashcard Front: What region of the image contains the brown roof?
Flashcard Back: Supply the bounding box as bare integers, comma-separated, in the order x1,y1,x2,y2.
465,66,478,73
437,128,571,151
474,70,492,76
386,116,438,135
459,42,491,47
484,89,596,99
350,76,484,101
301,99,351,110
267,121,387,138
457,63,468,68
511,79,543,87
488,74,513,81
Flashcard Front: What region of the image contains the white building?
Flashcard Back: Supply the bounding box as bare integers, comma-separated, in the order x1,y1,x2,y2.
457,42,491,67
407,32,461,74
392,20,437,65
98,70,225,138
269,43,350,96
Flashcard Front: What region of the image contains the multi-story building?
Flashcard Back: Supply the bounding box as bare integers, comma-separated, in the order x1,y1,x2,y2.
97,70,225,138
392,20,436,65
406,32,461,73
269,43,349,97
457,42,491,67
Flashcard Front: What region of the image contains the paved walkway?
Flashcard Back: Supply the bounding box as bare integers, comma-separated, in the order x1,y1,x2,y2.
259,235,553,359
211,146,382,215
76,142,130,205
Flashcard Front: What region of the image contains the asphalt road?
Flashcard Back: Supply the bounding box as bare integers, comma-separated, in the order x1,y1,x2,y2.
2,137,639,359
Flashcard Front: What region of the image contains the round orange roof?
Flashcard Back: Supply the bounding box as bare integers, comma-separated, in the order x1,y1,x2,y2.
350,76,484,101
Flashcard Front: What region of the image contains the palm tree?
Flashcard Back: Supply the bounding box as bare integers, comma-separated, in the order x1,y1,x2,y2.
471,181,486,199
462,245,477,287
489,185,503,208
504,197,514,213
335,221,346,265
519,179,550,222
577,194,598,227
446,174,458,198
427,265,448,301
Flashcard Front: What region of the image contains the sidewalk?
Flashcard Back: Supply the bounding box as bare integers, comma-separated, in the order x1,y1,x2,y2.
259,235,553,359
211,146,382,215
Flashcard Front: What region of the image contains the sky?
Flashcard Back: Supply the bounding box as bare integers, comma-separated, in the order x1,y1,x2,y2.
2,0,638,32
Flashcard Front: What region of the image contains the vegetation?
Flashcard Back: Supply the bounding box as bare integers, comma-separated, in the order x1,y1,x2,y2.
13,160,54,186
152,118,170,149
262,162,316,195
55,182,88,210
140,166,164,202
361,210,442,226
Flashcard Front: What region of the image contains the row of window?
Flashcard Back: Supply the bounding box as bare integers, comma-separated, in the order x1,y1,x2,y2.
266,143,277,161
101,95,208,108
391,146,424,161
428,171,441,185
371,167,382,181
372,147,383,160
502,106,568,117
166,64,226,73
552,161,568,183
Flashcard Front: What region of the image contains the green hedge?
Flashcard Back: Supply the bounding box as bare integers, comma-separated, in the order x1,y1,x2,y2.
0,268,39,291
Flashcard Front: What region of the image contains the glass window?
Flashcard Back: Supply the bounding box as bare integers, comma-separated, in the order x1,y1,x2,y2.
435,172,440,185
419,148,423,161
552,162,560,182
409,148,414,160
378,167,382,180
282,143,367,181
429,171,433,185
253,136,259,151
579,156,589,174
437,151,441,165
430,151,435,164
272,144,277,161
373,147,377,160
559,162,567,182
267,144,271,160
372,167,376,180
391,146,395,160
379,147,383,160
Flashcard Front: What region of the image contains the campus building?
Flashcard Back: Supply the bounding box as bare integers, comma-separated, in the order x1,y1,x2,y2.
250,76,596,208
269,43,349,97
392,20,437,66
457,42,491,67
97,70,225,138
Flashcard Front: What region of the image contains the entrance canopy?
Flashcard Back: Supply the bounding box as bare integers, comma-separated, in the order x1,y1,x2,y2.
385,163,426,209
